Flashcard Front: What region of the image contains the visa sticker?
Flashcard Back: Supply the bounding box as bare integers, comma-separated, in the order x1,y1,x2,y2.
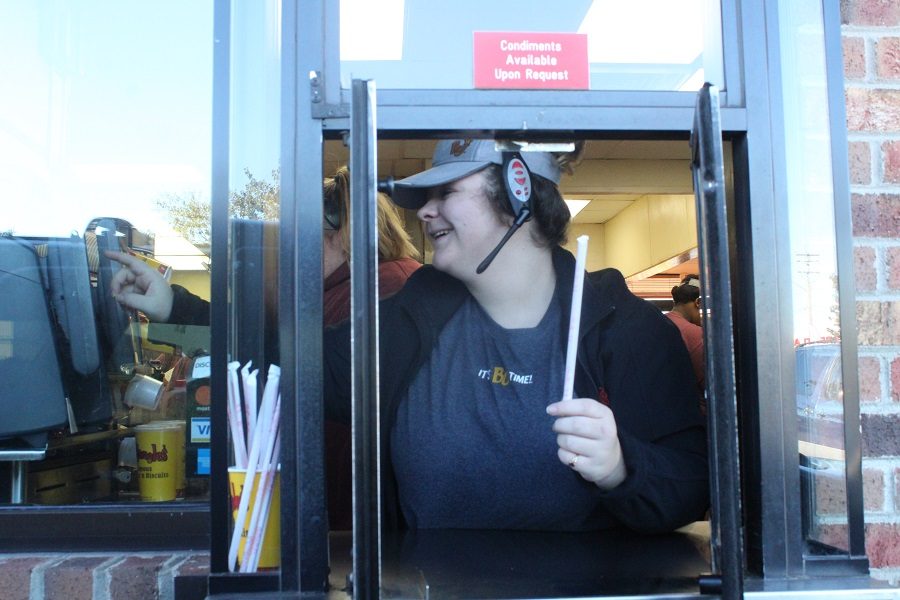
191,417,211,443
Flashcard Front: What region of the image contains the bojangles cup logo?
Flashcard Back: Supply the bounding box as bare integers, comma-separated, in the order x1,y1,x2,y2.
138,443,169,464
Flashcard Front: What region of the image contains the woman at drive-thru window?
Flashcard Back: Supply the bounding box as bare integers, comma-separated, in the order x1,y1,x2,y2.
105,166,420,532
323,139,708,533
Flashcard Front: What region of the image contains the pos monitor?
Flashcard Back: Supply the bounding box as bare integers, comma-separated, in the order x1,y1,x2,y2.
0,237,68,447
0,219,147,446
43,235,114,431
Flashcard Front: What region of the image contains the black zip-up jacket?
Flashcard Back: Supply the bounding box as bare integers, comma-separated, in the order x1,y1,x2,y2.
324,246,709,533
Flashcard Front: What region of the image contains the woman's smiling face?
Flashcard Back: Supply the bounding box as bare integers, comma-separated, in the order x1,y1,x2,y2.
416,169,510,280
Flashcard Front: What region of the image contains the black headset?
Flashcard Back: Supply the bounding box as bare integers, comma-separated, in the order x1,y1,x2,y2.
324,172,397,231
475,151,534,274
323,188,342,231
322,170,347,231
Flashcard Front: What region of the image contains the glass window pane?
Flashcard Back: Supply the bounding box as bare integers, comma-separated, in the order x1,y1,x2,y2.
339,0,723,92
0,1,213,506
778,0,849,554
223,2,281,571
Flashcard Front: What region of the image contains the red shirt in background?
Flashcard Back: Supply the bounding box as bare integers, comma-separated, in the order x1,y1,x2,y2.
666,311,706,413
324,257,421,530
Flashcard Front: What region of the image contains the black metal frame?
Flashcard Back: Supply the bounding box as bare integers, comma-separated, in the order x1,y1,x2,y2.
691,83,744,599
734,0,801,578
349,79,381,600
0,504,208,551
208,0,231,577
278,0,330,593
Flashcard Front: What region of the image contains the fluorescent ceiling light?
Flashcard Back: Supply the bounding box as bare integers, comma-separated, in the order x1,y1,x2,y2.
565,199,591,219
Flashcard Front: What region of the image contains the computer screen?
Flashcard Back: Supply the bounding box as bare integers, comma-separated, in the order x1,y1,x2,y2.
3,223,146,443
42,235,113,431
0,237,69,447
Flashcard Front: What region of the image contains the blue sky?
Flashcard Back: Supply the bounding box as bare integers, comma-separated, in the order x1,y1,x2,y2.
0,1,218,237
0,0,708,239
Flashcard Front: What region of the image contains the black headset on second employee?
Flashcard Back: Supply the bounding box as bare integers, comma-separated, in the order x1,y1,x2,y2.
323,171,347,231
323,171,397,231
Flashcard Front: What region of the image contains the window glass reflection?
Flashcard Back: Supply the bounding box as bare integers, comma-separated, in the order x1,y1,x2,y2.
339,0,723,92
0,1,213,505
778,0,849,553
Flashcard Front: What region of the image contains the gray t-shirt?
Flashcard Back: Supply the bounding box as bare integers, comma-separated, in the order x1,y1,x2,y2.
391,290,605,530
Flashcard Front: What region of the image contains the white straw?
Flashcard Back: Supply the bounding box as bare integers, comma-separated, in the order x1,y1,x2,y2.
241,389,281,572
242,363,258,453
562,235,589,402
228,364,280,572
243,427,280,572
243,370,281,571
227,361,247,469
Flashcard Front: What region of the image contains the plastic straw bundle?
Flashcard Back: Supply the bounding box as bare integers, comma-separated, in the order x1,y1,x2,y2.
226,361,281,573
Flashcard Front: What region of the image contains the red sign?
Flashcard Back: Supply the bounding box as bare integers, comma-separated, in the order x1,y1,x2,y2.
473,32,589,90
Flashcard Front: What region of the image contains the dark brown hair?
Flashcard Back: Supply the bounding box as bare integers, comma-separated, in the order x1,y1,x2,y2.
477,142,585,248
671,274,701,305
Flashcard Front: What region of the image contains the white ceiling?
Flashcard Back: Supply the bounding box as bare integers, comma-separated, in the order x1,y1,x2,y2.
325,139,695,225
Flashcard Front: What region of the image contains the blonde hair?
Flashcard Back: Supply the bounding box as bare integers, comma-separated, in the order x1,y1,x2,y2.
324,166,420,261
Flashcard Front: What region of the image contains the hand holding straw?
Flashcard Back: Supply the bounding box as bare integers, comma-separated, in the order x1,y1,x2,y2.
241,362,258,451
227,361,247,469
228,364,281,572
562,235,589,402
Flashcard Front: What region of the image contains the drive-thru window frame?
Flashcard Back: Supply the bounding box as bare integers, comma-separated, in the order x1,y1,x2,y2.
0,0,869,598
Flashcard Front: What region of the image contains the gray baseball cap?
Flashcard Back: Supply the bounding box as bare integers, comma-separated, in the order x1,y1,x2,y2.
392,139,562,209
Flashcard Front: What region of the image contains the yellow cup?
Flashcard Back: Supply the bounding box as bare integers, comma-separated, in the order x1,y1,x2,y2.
228,467,281,570
134,421,186,501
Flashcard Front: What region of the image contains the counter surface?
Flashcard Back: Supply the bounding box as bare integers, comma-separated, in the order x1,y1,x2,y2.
328,523,711,598
207,523,897,599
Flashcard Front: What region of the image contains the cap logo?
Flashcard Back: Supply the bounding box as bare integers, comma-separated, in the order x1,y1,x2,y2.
450,139,472,156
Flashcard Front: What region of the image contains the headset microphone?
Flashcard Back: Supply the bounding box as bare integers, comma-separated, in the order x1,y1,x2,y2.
476,152,534,274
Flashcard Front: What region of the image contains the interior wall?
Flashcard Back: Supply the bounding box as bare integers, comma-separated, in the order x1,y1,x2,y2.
564,223,606,272
170,271,211,300
325,139,700,279
602,194,697,277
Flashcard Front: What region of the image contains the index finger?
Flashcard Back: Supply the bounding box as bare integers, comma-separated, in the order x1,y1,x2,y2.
546,397,608,418
104,250,152,273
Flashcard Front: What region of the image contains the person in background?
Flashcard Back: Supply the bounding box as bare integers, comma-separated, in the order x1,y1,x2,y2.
107,165,421,530
666,275,705,414
321,166,420,324
320,166,419,530
322,139,708,533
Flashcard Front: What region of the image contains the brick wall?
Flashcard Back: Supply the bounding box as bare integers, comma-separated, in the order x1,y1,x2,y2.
842,0,900,586
0,552,209,600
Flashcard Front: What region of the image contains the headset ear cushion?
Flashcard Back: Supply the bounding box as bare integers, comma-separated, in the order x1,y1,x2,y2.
502,152,532,220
